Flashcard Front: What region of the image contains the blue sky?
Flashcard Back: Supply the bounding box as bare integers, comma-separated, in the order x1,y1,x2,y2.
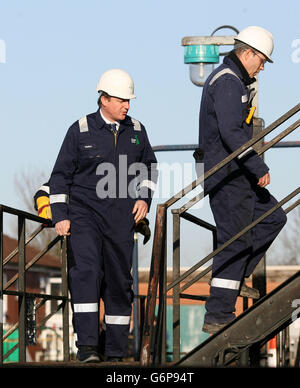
1,0,299,265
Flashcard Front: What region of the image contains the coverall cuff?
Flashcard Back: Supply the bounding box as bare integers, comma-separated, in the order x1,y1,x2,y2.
239,151,269,180
51,204,69,225
138,187,154,209
254,164,269,180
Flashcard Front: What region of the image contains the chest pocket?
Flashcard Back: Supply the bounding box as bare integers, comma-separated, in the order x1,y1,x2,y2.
77,143,104,170
77,116,104,164
78,143,101,159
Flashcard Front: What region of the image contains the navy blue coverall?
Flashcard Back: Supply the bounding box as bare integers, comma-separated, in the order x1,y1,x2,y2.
195,52,287,324
49,110,157,356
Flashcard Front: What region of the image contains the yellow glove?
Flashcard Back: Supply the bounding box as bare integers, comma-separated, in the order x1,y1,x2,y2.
36,196,52,220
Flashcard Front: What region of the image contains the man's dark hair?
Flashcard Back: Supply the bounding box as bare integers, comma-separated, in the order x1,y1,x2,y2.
97,91,111,108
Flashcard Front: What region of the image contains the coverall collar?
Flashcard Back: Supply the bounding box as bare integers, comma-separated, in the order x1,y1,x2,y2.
100,109,120,131
95,109,133,132
224,51,257,86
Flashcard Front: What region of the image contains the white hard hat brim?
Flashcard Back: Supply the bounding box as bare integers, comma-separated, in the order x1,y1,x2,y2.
98,90,136,100
234,38,273,63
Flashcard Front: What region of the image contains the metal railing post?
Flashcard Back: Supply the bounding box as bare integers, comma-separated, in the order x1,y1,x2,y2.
154,239,167,364
132,232,140,361
140,204,167,365
18,215,26,363
172,210,181,362
61,236,69,361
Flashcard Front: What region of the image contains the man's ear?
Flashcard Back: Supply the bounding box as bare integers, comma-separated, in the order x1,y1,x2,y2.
100,94,108,107
238,48,252,69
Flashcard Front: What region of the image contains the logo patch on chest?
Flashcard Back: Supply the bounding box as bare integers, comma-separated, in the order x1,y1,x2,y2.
131,135,140,145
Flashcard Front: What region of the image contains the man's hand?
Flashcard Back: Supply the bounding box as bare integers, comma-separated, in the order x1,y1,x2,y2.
132,200,148,224
55,220,71,236
257,172,270,188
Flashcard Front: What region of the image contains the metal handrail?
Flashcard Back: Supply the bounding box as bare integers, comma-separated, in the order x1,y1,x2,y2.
0,205,69,364
140,103,300,366
179,118,300,213
170,191,299,293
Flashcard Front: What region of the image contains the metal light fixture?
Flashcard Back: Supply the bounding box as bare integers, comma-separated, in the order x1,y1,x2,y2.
184,44,219,86
182,25,239,87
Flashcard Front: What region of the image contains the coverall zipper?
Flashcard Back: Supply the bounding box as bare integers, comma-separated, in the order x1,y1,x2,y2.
113,132,118,161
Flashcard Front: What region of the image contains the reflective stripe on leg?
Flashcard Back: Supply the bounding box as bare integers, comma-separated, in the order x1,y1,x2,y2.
73,303,98,313
105,315,131,325
211,278,240,290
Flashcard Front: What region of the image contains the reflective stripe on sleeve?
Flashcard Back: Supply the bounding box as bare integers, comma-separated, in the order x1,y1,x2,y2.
105,315,131,325
74,303,98,313
49,194,69,204
140,179,157,192
237,146,254,160
211,278,240,290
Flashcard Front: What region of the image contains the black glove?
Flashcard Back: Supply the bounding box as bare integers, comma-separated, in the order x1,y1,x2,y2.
135,218,151,245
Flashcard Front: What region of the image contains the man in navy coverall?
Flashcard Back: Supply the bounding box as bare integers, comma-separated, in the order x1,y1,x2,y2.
194,26,287,334
49,69,157,361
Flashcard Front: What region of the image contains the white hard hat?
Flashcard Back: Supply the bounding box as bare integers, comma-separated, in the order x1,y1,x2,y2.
235,26,274,63
96,69,136,99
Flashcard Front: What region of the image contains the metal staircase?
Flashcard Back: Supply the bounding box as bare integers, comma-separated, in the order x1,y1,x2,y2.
140,103,300,367
177,269,300,367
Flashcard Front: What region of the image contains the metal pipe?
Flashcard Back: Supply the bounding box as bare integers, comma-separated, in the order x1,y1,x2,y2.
152,141,300,152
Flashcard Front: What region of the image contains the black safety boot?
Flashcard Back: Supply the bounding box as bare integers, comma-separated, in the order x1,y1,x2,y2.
202,321,228,335
239,281,260,299
77,345,100,363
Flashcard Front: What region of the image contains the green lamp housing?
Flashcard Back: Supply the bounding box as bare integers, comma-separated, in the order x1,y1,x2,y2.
184,44,219,86
184,44,219,64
